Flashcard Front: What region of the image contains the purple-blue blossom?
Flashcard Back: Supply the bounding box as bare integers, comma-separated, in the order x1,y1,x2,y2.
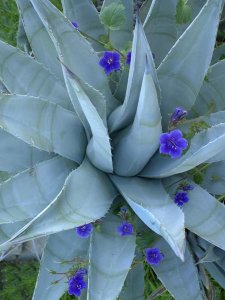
174,191,189,207
159,129,188,158
76,223,93,238
181,184,194,191
145,248,164,266
126,51,131,65
117,221,134,236
68,268,87,297
99,51,121,75
72,21,78,29
171,107,187,124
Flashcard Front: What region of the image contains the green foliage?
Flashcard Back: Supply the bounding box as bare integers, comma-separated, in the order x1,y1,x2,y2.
100,1,125,31
0,0,19,46
0,261,39,300
176,0,192,24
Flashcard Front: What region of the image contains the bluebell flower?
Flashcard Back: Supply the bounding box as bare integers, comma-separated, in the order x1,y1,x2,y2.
76,223,93,238
126,51,131,65
117,221,133,236
99,51,121,75
171,107,187,124
145,248,164,266
68,268,87,297
174,191,189,207
159,129,188,158
72,21,78,29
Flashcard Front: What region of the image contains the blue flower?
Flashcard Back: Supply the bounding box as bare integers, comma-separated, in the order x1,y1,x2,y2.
117,221,133,236
159,129,188,158
152,52,156,59
181,184,194,191
171,107,187,124
126,51,131,65
76,223,93,238
72,21,78,29
174,191,189,207
68,268,88,297
99,51,121,75
145,248,164,266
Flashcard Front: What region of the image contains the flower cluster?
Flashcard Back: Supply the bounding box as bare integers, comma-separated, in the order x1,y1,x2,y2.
76,223,93,238
145,248,164,266
68,268,88,297
159,129,188,158
174,182,194,207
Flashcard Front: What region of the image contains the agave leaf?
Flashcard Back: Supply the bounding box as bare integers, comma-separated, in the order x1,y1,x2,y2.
158,0,224,128
0,80,7,93
143,0,177,67
30,0,117,114
0,129,52,173
192,60,225,116
0,158,117,247
0,220,28,245
140,0,153,23
108,17,159,133
141,123,225,178
16,0,63,81
101,0,133,49
63,66,112,172
33,230,89,300
0,94,87,163
113,66,162,176
87,214,136,300
61,0,105,51
151,238,202,300
165,178,225,252
211,44,225,64
191,237,225,289
0,40,72,110
110,175,185,260
16,16,31,53
119,263,145,300
201,161,225,195
0,157,75,224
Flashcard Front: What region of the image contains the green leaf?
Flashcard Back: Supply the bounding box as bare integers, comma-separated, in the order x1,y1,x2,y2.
16,0,64,81
87,214,136,300
100,0,133,49
0,129,52,173
108,17,159,133
151,238,202,300
113,66,162,176
143,0,177,67
0,39,72,110
0,94,87,164
157,0,224,128
61,0,105,51
119,263,145,300
30,0,117,115
62,67,112,173
110,175,185,260
141,123,225,178
1,158,117,247
100,1,125,31
33,230,89,300
0,157,75,224
176,0,192,24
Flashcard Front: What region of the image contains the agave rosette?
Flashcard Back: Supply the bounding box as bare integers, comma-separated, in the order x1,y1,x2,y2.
0,0,225,299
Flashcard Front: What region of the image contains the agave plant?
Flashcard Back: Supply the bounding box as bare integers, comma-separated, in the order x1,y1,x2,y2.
0,0,225,299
